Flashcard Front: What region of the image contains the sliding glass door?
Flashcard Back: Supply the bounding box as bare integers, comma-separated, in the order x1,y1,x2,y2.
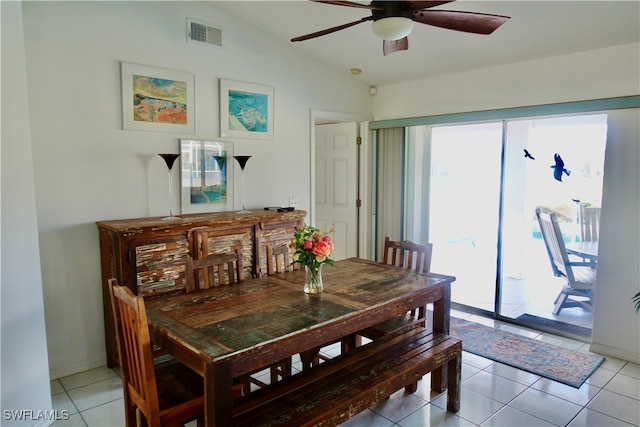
403,113,607,334
499,114,607,330
428,123,503,312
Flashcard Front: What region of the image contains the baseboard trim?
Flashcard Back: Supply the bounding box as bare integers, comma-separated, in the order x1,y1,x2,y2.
49,356,108,380
589,343,640,364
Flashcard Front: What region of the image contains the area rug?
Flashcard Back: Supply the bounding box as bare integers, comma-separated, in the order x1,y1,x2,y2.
449,316,604,388
515,313,592,338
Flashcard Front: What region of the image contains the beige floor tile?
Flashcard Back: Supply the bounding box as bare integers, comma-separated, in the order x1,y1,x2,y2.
587,389,640,426
370,389,429,423
509,388,585,426
569,407,637,427
531,377,602,406
51,412,86,427
483,406,555,427
620,362,640,379
605,373,640,400
340,409,395,426
51,392,78,416
462,370,528,404
431,388,503,425
59,366,118,391
50,379,65,395
399,403,475,427
66,376,123,412
81,398,125,427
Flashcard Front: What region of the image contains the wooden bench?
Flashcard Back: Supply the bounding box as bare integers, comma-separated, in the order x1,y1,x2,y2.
232,327,462,427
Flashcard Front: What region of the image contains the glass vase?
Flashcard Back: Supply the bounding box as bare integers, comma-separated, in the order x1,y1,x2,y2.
304,264,324,294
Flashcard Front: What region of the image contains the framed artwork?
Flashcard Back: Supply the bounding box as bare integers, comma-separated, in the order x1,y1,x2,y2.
121,62,195,134
219,79,274,140
180,139,234,214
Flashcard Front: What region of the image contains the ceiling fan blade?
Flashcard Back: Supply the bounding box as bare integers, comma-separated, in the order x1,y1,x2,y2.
310,0,383,11
291,17,373,42
404,1,455,10
383,37,409,56
413,10,510,34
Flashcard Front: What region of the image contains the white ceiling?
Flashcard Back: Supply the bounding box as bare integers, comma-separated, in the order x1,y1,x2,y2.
208,1,640,86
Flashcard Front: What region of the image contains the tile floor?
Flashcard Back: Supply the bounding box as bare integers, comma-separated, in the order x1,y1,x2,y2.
50,311,639,427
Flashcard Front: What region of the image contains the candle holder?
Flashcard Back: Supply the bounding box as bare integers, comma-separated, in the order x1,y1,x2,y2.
234,155,252,213
158,153,181,220
212,155,227,201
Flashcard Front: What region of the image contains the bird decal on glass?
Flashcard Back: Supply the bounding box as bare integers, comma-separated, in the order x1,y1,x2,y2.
524,149,535,160
551,153,571,182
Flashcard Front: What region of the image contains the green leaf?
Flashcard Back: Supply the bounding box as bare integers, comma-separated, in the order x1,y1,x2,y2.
632,291,640,314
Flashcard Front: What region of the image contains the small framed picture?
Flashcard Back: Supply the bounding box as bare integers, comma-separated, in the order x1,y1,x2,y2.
121,62,195,134
180,139,233,214
219,79,274,140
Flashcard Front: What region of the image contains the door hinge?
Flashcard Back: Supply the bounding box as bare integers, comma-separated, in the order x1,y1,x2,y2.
356,136,362,146
356,199,362,207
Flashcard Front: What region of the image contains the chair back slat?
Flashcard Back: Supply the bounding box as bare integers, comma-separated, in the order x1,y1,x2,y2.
580,206,601,242
266,243,298,274
186,249,244,290
535,209,577,284
109,279,160,421
382,237,433,274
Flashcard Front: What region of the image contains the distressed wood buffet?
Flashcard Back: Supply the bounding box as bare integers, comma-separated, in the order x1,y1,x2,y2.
96,209,306,368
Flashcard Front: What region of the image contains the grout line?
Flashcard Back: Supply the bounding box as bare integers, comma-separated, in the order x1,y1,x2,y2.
68,391,82,417
76,411,89,427
580,396,640,427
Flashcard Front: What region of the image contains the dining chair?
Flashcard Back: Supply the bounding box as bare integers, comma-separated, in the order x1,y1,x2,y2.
535,208,595,315
580,205,601,242
266,242,299,274
359,237,434,340
383,236,433,275
185,249,245,290
384,236,433,316
108,279,204,427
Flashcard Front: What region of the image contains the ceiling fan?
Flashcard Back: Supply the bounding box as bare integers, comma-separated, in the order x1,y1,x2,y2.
291,1,510,56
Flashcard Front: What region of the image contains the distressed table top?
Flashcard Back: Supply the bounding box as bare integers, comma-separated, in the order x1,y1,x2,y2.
145,257,456,426
147,258,455,370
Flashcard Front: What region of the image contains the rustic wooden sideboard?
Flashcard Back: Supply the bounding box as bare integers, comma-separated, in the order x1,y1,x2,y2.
97,209,306,367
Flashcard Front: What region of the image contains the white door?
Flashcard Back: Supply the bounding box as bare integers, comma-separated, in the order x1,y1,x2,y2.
315,122,359,260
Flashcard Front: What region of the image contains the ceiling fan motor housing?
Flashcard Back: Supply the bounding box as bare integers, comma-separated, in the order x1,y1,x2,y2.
371,1,413,20
370,1,414,41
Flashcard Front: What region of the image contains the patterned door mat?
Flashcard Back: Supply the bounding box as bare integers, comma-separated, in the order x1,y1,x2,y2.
515,313,592,338
449,316,604,388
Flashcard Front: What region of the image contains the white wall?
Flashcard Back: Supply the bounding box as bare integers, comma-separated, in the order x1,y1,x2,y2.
20,1,372,378
591,109,640,362
373,43,640,362
373,43,639,119
1,1,53,423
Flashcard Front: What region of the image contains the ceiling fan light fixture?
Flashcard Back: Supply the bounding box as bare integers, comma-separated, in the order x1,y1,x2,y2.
371,17,414,41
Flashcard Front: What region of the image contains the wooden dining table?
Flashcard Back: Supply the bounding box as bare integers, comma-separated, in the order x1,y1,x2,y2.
566,241,599,269
566,241,599,262
145,257,456,426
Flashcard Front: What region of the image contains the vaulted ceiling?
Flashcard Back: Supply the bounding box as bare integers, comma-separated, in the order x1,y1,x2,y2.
210,1,640,86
